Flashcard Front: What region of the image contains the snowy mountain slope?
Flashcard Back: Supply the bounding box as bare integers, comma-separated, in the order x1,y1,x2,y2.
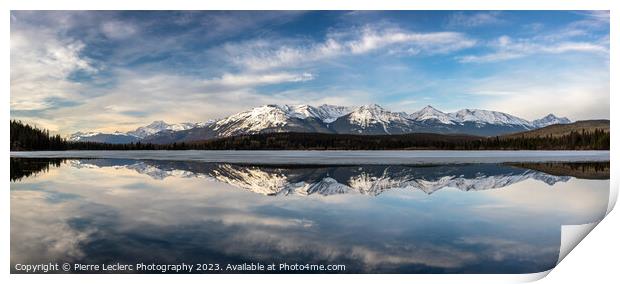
347,104,409,128
328,104,421,135
285,104,353,123
210,104,333,138
450,109,534,128
532,114,571,128
312,104,354,123
69,131,102,141
411,105,458,124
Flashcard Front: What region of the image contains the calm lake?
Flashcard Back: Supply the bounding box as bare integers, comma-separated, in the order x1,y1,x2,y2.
10,151,610,273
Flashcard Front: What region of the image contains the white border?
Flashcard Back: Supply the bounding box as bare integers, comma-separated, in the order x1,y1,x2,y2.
0,0,615,10
3,1,617,283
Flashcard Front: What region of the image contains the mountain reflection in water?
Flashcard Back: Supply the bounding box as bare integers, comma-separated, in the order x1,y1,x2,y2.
10,158,610,274
51,159,610,196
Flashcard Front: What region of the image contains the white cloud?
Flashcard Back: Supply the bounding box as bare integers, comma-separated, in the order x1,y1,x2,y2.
10,16,97,112
222,38,341,71
458,35,608,63
348,28,475,55
223,26,476,71
17,69,318,134
461,13,609,64
208,72,314,88
10,12,319,134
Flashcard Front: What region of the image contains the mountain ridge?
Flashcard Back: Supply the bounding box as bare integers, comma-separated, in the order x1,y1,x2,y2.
70,104,573,144
502,120,609,139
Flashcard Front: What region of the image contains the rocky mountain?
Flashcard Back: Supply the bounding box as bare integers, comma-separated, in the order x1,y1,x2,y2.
71,160,572,196
285,104,353,123
329,104,418,135
70,104,572,144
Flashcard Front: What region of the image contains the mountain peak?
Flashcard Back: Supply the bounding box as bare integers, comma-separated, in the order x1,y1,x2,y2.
350,104,390,118
532,113,571,128
255,104,282,111
312,104,353,123
421,105,439,111
411,105,455,124
542,114,560,119
347,104,408,131
147,120,169,127
358,103,384,110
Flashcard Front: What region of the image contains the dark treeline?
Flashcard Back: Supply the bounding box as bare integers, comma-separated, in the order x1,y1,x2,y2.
509,162,610,179
473,129,609,150
10,158,66,182
10,120,160,151
10,120,610,151
181,130,610,150
186,132,484,150
10,120,66,150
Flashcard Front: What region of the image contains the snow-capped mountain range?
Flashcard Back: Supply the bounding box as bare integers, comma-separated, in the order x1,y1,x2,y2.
69,120,214,144
70,104,571,144
70,160,571,196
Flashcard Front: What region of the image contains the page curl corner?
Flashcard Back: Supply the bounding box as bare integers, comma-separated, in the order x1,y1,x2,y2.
557,221,601,266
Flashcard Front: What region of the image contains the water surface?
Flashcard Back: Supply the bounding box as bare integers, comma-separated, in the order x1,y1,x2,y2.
10,156,610,273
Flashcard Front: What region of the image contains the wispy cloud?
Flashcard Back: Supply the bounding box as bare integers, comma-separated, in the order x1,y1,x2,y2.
458,35,608,63
10,11,609,135
574,10,610,23
101,21,138,40
10,11,317,133
10,15,97,112
223,25,476,71
445,11,504,28
206,72,314,88
13,69,318,134
458,12,609,64
534,11,609,42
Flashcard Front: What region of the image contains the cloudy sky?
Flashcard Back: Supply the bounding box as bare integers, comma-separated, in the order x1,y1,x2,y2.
10,11,609,135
